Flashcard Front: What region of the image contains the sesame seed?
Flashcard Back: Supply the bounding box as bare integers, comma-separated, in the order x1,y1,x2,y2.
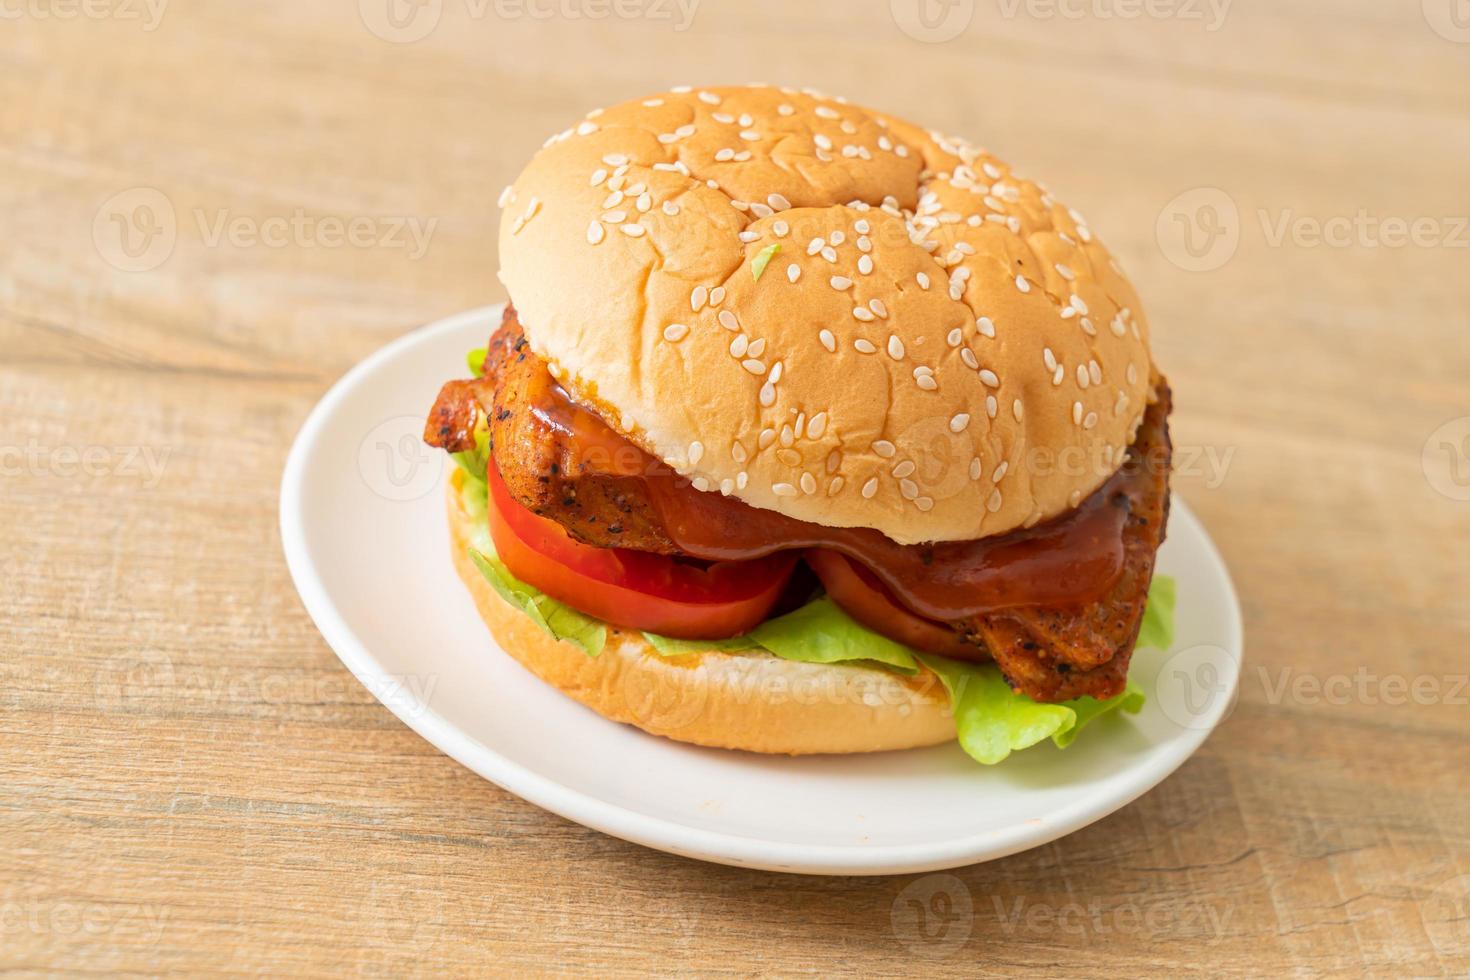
787,264,801,283
1053,365,1065,385
663,322,688,342
1015,274,1031,293
730,335,749,357
818,329,836,352
773,220,789,237
916,272,931,290
1073,401,1084,425
586,221,604,245
987,489,1003,513
986,395,998,418
497,185,515,208
893,460,916,478
977,316,996,338
1127,363,1138,385
900,479,919,500
830,275,853,291
691,285,708,311
872,440,896,458
808,412,828,438
662,200,680,216
915,374,938,391
718,310,739,331
854,338,877,354
828,477,844,496
947,328,963,347
758,429,775,450
602,210,626,223
1090,361,1103,385
710,286,726,305
1070,294,1089,315
769,361,783,383
861,477,879,498
739,230,760,243
1084,412,1098,429
853,307,875,322
698,90,720,104
1013,399,1024,421
993,461,1008,482
978,368,999,387
800,473,817,495
778,103,794,116
740,129,760,141
603,153,629,166
1056,263,1075,280
715,148,735,162
807,237,825,255
759,383,776,407
857,255,874,275
821,246,837,262
1077,365,1090,388
620,223,645,237
588,169,607,186
815,105,839,119
1043,348,1057,372
970,457,982,480
856,236,872,253
748,338,768,359
688,441,705,464
950,413,970,433
887,336,905,359
772,483,797,497
776,448,799,466
737,471,749,490
960,348,979,370
869,299,888,319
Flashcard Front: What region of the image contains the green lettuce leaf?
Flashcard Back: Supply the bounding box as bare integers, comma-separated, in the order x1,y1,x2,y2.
466,347,487,375
1137,574,1177,650
1052,677,1146,749
642,632,760,655
643,597,920,675
452,416,491,484
467,549,606,658
747,598,920,674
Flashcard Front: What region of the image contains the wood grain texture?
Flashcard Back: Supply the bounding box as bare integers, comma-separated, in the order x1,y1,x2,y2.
3,1,1468,974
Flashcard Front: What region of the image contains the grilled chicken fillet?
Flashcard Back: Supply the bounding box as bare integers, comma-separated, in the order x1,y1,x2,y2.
426,306,1172,702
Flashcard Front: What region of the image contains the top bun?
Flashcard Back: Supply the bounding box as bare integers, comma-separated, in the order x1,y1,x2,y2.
497,85,1154,545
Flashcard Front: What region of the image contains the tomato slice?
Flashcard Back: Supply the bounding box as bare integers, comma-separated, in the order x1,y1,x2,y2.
486,460,797,639
804,549,984,659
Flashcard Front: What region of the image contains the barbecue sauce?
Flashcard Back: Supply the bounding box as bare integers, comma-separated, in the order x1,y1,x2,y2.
525,368,1129,621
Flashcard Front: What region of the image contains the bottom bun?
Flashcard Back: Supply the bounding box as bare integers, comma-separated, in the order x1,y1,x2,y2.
446,471,956,755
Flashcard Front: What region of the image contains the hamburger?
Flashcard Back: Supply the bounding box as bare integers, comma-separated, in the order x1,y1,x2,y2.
424,85,1175,764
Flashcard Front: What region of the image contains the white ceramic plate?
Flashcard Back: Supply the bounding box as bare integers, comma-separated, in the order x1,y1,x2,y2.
281,304,1244,876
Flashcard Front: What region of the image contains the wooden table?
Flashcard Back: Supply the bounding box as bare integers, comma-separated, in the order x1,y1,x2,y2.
5,1,1467,974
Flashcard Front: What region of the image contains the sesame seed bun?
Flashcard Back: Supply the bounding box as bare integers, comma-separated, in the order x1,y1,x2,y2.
498,85,1154,545
447,471,955,754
